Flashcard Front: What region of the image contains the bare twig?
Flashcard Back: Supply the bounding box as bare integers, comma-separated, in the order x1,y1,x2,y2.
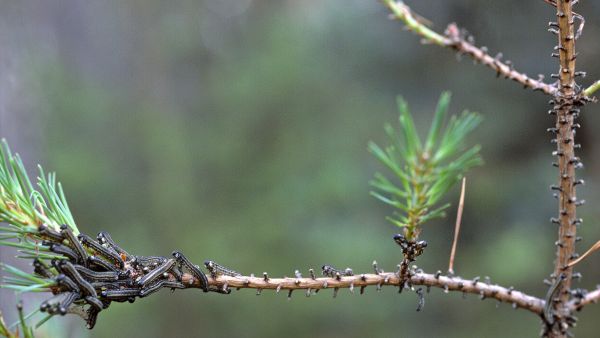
448,177,466,275
382,0,558,95
567,239,600,268
180,270,544,314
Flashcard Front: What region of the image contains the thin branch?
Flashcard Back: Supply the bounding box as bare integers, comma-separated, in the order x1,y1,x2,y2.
583,80,600,97
568,287,600,311
382,0,558,95
181,270,544,315
448,177,466,275
383,0,449,46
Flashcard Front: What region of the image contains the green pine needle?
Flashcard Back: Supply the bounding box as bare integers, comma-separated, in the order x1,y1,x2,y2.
369,92,482,240
0,139,78,234
0,139,80,332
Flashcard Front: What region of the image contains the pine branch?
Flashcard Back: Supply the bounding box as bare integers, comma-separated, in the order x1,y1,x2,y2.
1,224,547,330
381,1,599,337
195,270,544,314
0,135,540,331
1,2,599,336
382,0,558,95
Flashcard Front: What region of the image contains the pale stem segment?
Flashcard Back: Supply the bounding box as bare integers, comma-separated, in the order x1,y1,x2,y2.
583,80,600,97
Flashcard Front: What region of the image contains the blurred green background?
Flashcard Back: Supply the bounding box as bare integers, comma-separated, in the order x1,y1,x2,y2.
1,0,600,337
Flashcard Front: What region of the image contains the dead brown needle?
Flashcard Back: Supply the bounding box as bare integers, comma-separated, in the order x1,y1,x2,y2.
567,239,600,268
448,177,466,275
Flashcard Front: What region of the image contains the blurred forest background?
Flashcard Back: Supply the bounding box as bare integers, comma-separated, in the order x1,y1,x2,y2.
1,0,600,337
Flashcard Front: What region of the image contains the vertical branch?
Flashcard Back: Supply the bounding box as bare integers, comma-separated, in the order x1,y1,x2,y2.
548,0,580,336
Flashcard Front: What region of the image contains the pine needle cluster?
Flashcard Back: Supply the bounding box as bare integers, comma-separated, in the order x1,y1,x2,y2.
369,92,482,240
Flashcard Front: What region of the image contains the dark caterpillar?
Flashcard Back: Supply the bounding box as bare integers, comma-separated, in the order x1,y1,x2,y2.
204,260,241,278
321,265,354,278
